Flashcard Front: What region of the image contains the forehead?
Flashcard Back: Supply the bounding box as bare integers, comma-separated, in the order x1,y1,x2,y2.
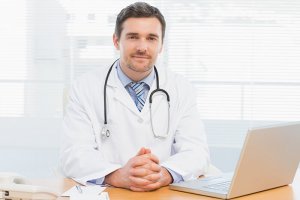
121,17,162,37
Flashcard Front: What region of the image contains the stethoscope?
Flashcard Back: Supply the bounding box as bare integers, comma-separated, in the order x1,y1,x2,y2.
101,59,170,139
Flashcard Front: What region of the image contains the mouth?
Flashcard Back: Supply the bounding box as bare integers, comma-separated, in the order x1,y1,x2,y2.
132,55,150,59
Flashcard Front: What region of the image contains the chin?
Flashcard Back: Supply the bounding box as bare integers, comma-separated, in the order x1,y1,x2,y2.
131,62,153,72
133,66,151,73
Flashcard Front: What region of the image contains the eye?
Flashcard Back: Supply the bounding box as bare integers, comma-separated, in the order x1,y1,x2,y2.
148,37,157,41
128,35,138,40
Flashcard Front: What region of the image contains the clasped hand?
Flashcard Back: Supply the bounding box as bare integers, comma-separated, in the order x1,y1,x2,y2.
104,147,172,191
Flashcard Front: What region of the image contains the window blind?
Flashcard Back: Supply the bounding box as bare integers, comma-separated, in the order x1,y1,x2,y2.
1,0,299,147
0,0,26,117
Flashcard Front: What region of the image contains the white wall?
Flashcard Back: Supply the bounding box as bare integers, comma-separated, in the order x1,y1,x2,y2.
1,0,300,178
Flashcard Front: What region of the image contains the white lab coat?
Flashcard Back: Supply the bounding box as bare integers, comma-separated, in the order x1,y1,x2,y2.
60,61,210,184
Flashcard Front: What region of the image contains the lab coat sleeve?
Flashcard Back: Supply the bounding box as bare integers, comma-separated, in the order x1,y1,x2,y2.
160,78,210,181
59,79,121,185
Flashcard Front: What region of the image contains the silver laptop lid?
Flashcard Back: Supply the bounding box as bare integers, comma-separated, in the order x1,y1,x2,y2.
228,122,300,199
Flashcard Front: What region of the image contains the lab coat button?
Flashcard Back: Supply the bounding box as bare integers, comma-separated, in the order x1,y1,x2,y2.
137,118,143,123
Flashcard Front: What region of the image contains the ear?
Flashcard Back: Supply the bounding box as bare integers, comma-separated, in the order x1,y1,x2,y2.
113,34,120,50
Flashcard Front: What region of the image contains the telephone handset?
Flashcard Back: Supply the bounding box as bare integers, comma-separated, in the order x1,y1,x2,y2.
0,172,59,200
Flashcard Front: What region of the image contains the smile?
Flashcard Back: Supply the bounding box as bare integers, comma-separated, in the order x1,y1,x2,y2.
132,55,150,59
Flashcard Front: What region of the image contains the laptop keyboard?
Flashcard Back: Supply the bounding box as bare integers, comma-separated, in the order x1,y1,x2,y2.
203,181,231,192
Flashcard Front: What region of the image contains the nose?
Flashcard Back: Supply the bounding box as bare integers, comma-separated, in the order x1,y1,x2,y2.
136,39,148,53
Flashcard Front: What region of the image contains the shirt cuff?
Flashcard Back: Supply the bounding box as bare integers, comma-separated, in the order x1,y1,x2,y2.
165,167,184,183
87,177,105,185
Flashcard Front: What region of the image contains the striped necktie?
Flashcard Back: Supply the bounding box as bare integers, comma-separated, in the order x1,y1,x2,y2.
130,82,146,112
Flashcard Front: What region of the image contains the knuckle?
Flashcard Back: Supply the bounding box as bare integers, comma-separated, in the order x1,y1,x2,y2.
154,163,160,171
141,178,151,185
149,163,154,169
153,173,161,180
147,183,159,191
128,175,135,182
148,173,156,180
143,168,150,176
151,174,160,182
128,168,135,175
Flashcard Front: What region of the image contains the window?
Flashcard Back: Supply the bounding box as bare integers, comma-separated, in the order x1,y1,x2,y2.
1,0,299,148
60,0,300,146
0,1,26,117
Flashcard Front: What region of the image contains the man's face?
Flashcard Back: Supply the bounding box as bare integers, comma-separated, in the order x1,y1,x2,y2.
113,17,163,77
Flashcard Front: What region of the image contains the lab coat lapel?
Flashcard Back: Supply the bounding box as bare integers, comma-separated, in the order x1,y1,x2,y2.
107,65,141,116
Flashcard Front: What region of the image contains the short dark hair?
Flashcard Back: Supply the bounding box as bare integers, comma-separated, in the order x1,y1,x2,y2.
115,2,166,41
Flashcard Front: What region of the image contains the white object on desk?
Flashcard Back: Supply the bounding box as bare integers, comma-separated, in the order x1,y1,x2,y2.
61,185,106,197
70,192,110,200
0,172,58,200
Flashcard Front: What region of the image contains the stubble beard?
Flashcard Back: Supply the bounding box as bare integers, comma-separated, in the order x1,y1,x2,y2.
127,61,153,73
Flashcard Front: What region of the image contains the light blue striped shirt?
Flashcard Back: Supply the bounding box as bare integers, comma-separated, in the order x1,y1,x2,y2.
116,61,154,108
88,61,183,185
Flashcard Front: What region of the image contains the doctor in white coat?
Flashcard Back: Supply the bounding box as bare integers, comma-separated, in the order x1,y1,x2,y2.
60,2,210,192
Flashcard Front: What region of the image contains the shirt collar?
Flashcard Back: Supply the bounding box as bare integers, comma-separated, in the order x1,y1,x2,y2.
116,60,155,88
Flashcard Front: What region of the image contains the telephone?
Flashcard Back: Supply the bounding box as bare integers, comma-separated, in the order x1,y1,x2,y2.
0,172,59,200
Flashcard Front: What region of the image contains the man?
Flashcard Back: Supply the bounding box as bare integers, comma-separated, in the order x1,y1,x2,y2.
60,2,210,192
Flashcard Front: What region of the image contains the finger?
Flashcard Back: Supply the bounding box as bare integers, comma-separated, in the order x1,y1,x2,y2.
130,157,153,168
138,162,161,173
143,172,162,182
131,181,161,191
136,147,146,156
134,161,162,173
144,148,151,154
129,186,149,192
141,153,159,164
129,175,152,186
142,181,161,191
130,164,161,177
130,167,152,177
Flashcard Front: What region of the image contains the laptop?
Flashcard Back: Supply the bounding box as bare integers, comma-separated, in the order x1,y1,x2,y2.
170,122,300,199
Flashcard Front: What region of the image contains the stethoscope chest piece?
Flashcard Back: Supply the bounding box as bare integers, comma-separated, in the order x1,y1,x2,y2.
101,125,110,138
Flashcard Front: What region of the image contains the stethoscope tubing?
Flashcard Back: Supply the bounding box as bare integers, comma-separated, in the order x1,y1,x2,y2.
103,59,119,126
102,59,170,139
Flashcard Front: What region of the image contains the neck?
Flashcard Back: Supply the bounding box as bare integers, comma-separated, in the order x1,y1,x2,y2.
130,72,150,82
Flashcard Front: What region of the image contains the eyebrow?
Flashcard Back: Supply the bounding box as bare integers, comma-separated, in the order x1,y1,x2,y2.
148,33,159,38
126,32,139,36
125,32,159,38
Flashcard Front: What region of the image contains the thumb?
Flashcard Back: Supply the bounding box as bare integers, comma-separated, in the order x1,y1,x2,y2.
144,148,151,154
136,147,146,156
